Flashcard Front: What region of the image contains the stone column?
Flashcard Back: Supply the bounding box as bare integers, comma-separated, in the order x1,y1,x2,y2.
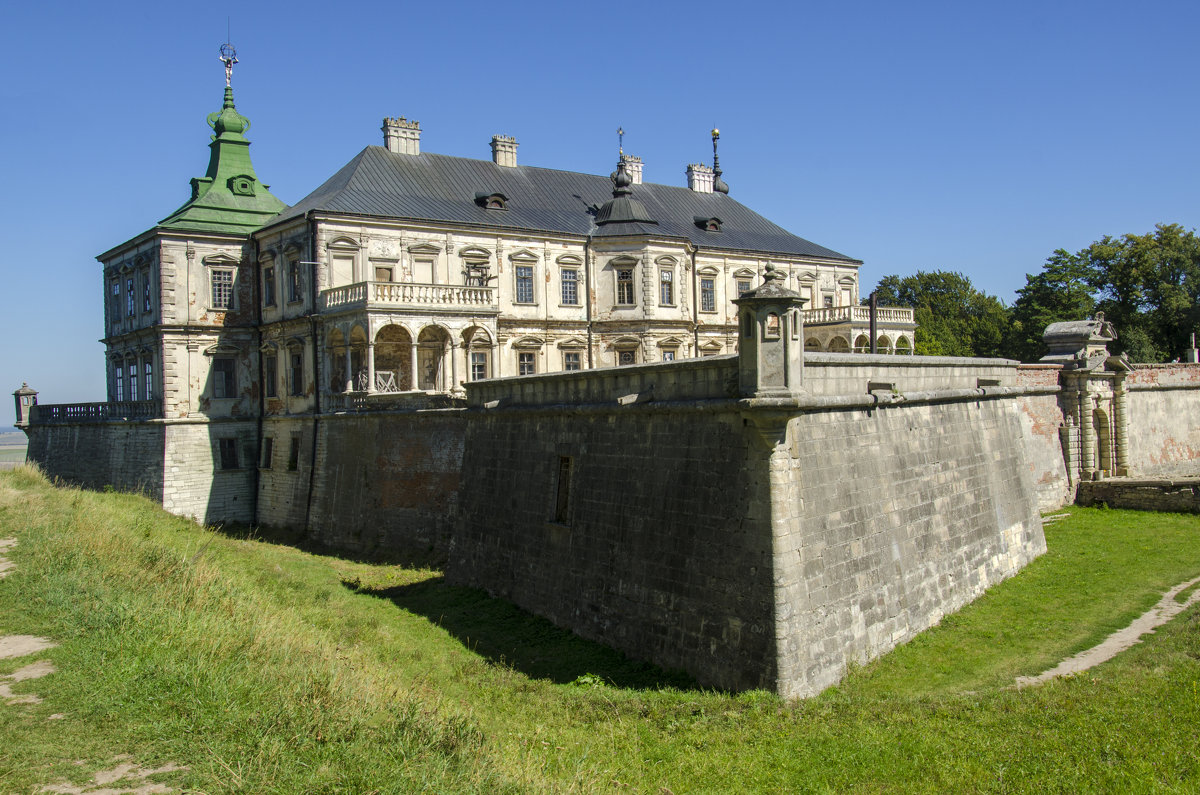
410,342,419,390
1114,379,1130,475
343,344,353,393
449,340,463,395
1079,386,1096,479
367,342,376,394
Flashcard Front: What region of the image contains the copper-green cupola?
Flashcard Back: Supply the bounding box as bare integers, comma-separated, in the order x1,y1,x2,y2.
159,46,285,234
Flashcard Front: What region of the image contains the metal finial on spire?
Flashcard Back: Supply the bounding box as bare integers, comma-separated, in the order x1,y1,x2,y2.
617,126,624,156
219,42,238,87
711,126,730,194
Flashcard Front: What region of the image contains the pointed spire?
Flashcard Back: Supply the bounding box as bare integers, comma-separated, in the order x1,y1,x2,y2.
712,128,729,194
158,44,285,234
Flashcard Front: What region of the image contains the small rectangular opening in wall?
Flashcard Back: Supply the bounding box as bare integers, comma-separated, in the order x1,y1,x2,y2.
554,456,572,524
978,378,1001,388
867,381,895,393
260,437,274,469
217,438,239,470
287,434,301,471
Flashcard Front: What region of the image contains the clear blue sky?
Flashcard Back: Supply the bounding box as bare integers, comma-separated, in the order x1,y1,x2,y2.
4,0,1198,425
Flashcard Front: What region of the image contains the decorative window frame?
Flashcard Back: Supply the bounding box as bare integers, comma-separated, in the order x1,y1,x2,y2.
327,237,361,287
409,242,443,284
204,343,242,400
285,338,306,397
611,336,640,366
284,246,304,304
203,254,240,312
611,256,638,307
510,250,539,304
557,255,583,306
697,267,719,313
656,256,678,307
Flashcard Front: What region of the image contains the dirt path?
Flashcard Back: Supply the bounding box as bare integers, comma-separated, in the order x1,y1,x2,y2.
1017,575,1200,687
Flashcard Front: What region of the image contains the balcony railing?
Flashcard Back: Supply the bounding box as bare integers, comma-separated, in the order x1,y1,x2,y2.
320,281,498,313
802,305,915,326
31,400,161,424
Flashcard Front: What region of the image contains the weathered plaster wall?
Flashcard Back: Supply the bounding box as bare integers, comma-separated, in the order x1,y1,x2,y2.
1015,365,1072,511
449,406,777,692
24,422,165,498
1126,364,1200,474
772,397,1045,698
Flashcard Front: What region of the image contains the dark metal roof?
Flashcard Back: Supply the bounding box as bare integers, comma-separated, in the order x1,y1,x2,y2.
266,146,858,261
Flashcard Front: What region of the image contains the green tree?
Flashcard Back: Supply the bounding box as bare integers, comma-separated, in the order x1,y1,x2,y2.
1005,249,1095,362
872,271,1011,357
1081,224,1200,362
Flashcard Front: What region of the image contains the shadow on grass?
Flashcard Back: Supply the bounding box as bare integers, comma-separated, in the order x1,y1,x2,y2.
344,575,700,692
211,521,447,571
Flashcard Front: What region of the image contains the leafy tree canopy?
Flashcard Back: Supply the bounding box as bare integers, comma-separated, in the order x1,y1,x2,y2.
872,271,1010,358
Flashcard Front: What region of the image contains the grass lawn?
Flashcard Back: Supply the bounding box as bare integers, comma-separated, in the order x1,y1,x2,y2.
0,465,1198,793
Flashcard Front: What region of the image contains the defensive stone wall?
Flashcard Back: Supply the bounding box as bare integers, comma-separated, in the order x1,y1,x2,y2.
772,396,1044,697
1014,365,1072,511
1125,364,1200,473
451,354,1047,695
24,421,166,498
304,410,466,561
450,403,776,691
162,420,256,524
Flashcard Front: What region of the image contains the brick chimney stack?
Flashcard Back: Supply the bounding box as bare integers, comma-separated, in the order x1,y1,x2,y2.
383,117,421,155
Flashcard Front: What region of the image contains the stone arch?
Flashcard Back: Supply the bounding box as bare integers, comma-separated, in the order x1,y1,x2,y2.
417,325,452,391
829,336,850,353
375,324,412,391
876,334,893,354
805,337,822,352
895,336,912,355
853,334,871,353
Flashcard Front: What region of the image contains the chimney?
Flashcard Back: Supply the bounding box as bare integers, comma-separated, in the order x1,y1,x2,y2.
491,135,518,167
621,154,643,184
383,117,421,155
687,163,714,193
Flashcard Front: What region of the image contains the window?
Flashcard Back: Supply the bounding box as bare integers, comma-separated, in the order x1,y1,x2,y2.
110,281,121,323
662,350,676,362
375,265,394,282
288,260,302,303
211,269,234,310
563,351,581,371
143,358,153,400
287,434,301,471
289,350,304,396
518,352,536,376
114,362,124,401
217,438,239,470
128,361,137,402
700,278,716,312
554,456,572,524
561,269,579,305
464,261,490,286
264,354,278,398
260,437,274,469
737,279,752,296
126,277,135,316
470,351,488,381
263,266,276,307
618,350,635,366
660,269,673,305
824,295,834,308
616,269,634,305
515,265,534,303
212,357,237,399
142,272,152,313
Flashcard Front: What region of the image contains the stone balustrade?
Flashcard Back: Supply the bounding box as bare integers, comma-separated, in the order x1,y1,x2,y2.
802,305,914,325
31,400,161,424
320,281,498,312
